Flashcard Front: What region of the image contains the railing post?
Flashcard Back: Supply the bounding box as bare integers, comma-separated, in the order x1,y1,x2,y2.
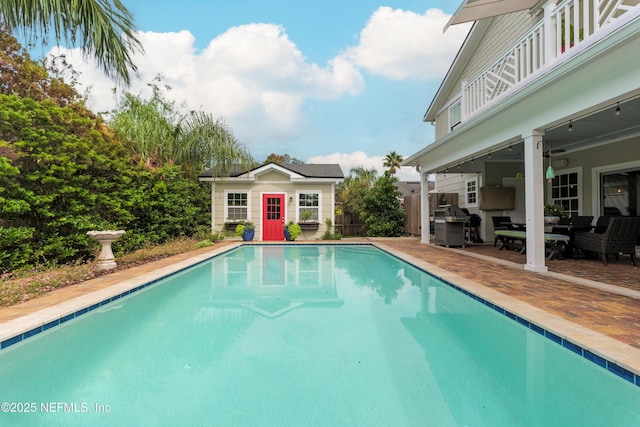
461,80,467,120
543,1,557,63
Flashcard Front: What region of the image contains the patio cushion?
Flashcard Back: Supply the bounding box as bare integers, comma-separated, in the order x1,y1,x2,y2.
494,230,569,242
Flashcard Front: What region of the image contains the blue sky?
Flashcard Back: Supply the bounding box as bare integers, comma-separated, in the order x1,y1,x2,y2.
42,1,470,180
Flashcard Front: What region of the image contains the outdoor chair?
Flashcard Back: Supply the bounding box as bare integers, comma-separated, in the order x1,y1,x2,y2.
491,216,515,247
573,216,640,266
573,215,594,227
593,215,612,234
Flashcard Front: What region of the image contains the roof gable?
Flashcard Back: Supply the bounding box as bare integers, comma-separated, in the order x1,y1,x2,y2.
198,162,344,181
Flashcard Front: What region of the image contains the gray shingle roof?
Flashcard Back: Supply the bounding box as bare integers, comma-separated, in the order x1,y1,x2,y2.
199,162,344,179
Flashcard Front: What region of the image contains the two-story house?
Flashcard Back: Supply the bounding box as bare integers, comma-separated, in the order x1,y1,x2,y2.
404,0,640,272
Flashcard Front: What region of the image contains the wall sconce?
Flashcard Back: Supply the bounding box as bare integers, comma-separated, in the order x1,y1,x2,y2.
615,102,621,116
568,120,573,131
289,196,293,202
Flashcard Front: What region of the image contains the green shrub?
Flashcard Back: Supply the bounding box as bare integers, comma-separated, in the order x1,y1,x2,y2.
322,219,342,240
286,222,302,240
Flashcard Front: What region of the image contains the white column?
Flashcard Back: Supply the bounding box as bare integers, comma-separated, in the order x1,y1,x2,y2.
523,131,548,272
420,172,431,244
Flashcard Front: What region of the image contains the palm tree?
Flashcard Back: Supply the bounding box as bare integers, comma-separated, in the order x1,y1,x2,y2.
110,87,254,176
178,110,255,177
0,0,143,85
350,166,378,187
383,151,404,175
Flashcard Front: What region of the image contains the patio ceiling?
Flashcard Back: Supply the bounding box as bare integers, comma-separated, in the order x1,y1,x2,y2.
542,96,640,153
438,95,640,172
445,0,542,30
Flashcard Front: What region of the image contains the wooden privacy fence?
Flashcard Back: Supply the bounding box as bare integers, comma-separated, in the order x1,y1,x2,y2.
404,194,421,236
403,192,459,237
334,202,366,237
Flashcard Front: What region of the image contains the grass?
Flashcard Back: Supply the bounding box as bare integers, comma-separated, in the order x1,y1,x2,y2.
0,237,218,307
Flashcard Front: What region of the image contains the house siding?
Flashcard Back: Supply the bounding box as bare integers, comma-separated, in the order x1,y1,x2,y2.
258,171,290,181
434,11,539,137
561,137,640,216
456,11,537,89
213,180,335,240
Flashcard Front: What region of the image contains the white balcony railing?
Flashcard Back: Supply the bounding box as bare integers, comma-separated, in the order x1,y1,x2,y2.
462,0,640,119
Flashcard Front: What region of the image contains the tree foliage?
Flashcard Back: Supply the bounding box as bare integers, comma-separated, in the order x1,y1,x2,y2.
109,80,255,177
336,167,377,221
0,34,213,272
361,171,405,237
383,151,403,175
0,30,85,107
0,0,143,85
264,153,303,165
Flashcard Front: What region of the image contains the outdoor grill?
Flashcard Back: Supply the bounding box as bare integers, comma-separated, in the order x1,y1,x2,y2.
433,204,470,247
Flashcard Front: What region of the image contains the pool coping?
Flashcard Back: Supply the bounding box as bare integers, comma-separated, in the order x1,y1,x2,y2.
1,241,639,388
373,241,640,388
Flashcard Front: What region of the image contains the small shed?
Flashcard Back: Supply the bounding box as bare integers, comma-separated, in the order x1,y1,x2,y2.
199,162,344,241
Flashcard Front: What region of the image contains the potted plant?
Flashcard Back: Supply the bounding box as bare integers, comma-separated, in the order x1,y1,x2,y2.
283,221,301,241
235,221,255,241
544,203,569,224
298,209,319,230
560,20,584,52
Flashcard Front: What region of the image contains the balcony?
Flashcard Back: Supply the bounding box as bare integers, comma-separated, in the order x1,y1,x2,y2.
462,0,640,120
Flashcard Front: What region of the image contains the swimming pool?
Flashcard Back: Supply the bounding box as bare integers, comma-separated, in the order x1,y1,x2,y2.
1,244,639,426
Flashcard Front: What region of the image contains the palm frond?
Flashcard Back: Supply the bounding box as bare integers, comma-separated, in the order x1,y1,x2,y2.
0,0,143,85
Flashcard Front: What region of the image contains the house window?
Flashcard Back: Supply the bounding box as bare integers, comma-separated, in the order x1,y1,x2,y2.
465,177,478,208
298,192,319,221
601,169,640,217
550,171,579,217
449,100,461,131
226,192,248,221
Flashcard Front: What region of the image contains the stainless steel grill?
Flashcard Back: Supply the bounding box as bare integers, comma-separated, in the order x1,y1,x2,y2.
434,204,470,247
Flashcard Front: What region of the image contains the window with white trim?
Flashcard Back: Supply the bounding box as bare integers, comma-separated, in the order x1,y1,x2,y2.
465,177,478,208
298,192,319,222
226,192,248,221
449,100,461,131
550,171,579,217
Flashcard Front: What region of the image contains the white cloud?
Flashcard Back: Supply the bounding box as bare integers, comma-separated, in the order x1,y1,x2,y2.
307,151,420,182
51,8,465,160
343,7,471,80
51,24,365,146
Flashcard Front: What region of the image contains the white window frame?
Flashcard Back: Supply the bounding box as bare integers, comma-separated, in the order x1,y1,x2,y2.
448,99,462,132
592,160,640,217
465,177,478,208
224,190,250,221
547,167,582,216
296,190,321,222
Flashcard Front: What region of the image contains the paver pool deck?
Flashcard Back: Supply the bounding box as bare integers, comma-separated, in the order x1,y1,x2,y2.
1,237,639,377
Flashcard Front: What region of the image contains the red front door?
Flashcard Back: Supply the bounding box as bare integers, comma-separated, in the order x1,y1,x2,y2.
262,194,285,241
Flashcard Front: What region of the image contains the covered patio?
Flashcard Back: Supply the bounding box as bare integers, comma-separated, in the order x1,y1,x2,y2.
404,1,640,273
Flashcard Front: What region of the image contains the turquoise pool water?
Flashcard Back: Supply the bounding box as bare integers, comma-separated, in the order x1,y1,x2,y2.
0,245,639,426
